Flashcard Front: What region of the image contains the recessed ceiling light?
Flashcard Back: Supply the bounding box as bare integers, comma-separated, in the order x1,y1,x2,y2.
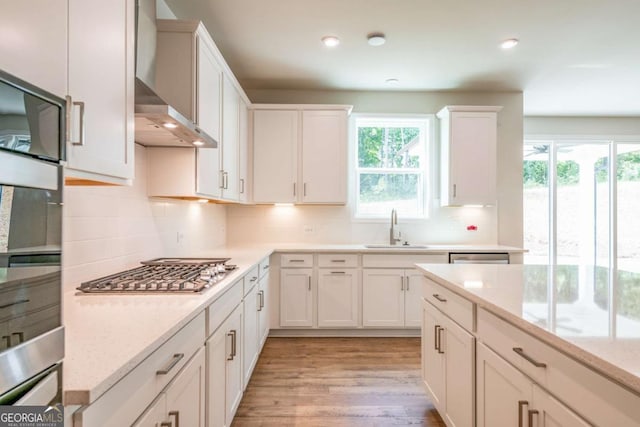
163,122,178,129
321,36,340,47
385,78,400,85
193,140,204,146
500,38,519,49
367,33,386,46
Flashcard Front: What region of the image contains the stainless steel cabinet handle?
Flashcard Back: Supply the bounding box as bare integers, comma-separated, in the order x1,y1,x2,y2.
258,290,264,311
437,327,444,354
331,259,346,263
433,294,447,303
263,265,270,270
1,336,10,348
227,330,237,360
169,411,180,427
223,171,229,189
406,276,410,291
219,170,225,189
293,182,296,197
434,325,439,350
453,184,457,198
156,353,184,375
160,422,172,427
303,182,307,197
513,347,547,368
250,276,258,282
289,259,305,263
308,275,311,291
11,332,24,344
330,271,345,274
240,178,245,194
71,100,85,146
528,409,539,426
0,299,29,309
401,276,404,291
518,401,528,427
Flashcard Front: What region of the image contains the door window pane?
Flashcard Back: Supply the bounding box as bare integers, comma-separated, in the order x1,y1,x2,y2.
523,144,550,263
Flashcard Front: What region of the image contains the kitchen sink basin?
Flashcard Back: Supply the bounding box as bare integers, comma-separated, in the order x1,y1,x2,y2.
364,244,429,249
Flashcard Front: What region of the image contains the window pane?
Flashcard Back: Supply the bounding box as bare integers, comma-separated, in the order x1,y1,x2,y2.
523,144,550,263
358,173,422,217
357,126,422,168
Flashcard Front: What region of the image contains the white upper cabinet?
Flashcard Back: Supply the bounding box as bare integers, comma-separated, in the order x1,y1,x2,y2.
438,106,502,206
221,75,240,200
148,20,251,202
66,0,135,184
252,109,298,203
0,0,68,98
252,105,351,204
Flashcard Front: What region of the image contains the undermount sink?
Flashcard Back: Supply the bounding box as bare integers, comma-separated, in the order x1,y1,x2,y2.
364,244,429,249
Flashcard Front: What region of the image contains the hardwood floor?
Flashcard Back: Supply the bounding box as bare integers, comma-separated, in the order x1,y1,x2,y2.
232,337,446,426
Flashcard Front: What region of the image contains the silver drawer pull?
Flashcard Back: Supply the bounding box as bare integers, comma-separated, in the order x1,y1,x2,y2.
513,347,547,368
156,353,184,375
160,422,172,427
330,271,345,274
250,276,258,282
169,410,180,427
263,265,270,270
433,294,447,303
11,332,24,344
528,409,539,426
518,400,528,427
289,259,305,263
437,327,445,354
331,259,346,263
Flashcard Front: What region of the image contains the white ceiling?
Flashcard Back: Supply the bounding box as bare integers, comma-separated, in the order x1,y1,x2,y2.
164,0,640,116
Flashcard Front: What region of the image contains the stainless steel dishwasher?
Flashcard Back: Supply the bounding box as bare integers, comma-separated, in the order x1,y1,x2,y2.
449,253,510,264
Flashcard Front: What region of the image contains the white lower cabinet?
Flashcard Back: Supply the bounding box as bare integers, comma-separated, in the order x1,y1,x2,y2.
257,275,270,347
422,299,474,427
477,342,589,427
280,268,313,327
242,282,260,388
134,349,206,427
207,303,243,427
362,269,424,328
317,269,359,328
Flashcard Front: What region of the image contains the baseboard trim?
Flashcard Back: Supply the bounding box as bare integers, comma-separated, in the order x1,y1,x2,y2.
268,328,421,338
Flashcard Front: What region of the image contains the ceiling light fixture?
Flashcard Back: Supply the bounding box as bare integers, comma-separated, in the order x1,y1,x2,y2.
385,78,399,85
321,36,340,47
500,38,519,49
367,33,386,46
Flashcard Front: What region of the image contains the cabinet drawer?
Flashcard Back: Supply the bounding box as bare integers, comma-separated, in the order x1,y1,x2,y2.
362,254,447,268
280,253,313,268
75,312,205,427
244,266,259,295
318,254,358,268
259,257,270,278
207,278,243,337
477,308,640,426
423,279,474,332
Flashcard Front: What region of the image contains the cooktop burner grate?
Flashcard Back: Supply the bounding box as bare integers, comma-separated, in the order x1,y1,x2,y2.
77,258,236,294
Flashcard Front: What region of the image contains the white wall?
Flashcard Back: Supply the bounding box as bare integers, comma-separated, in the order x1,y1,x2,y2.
227,89,523,247
62,144,226,292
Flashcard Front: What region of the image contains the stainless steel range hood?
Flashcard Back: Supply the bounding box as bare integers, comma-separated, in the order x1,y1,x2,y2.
134,0,217,148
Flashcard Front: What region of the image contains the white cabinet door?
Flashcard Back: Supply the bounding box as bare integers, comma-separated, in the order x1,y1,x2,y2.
317,269,359,328
258,276,270,347
301,110,347,203
197,147,222,197
362,269,405,328
441,313,475,427
66,0,134,182
477,342,533,427
252,110,298,203
532,385,591,427
238,98,249,202
131,394,166,427
280,268,313,327
242,283,259,388
422,301,445,412
165,348,206,427
438,106,501,206
221,76,239,200
196,34,222,143
0,0,67,98
404,270,424,327
225,305,243,423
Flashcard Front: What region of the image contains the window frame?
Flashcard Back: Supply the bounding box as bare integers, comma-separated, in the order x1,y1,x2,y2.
350,113,434,221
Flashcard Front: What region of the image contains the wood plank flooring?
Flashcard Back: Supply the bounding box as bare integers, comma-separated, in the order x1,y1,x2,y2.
232,337,446,427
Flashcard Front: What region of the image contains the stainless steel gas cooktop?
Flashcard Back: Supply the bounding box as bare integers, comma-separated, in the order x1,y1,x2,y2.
76,258,237,294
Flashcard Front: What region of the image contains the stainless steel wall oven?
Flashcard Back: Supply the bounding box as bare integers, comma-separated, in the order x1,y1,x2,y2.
0,69,64,406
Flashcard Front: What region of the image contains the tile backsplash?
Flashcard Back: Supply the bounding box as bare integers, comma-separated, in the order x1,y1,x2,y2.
62,144,226,292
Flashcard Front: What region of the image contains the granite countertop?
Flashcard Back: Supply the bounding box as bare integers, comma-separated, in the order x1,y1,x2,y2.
415,263,640,395
63,247,273,406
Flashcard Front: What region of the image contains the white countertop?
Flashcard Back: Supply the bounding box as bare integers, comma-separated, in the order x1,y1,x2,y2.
63,247,272,405
415,263,640,396
62,243,524,406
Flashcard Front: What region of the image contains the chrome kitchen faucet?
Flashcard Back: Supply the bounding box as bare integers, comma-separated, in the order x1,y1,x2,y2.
390,208,402,245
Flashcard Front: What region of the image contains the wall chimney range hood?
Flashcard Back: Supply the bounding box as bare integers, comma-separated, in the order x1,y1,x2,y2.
134,0,217,148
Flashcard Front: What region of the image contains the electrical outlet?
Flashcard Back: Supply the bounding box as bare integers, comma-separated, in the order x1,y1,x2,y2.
176,231,185,244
